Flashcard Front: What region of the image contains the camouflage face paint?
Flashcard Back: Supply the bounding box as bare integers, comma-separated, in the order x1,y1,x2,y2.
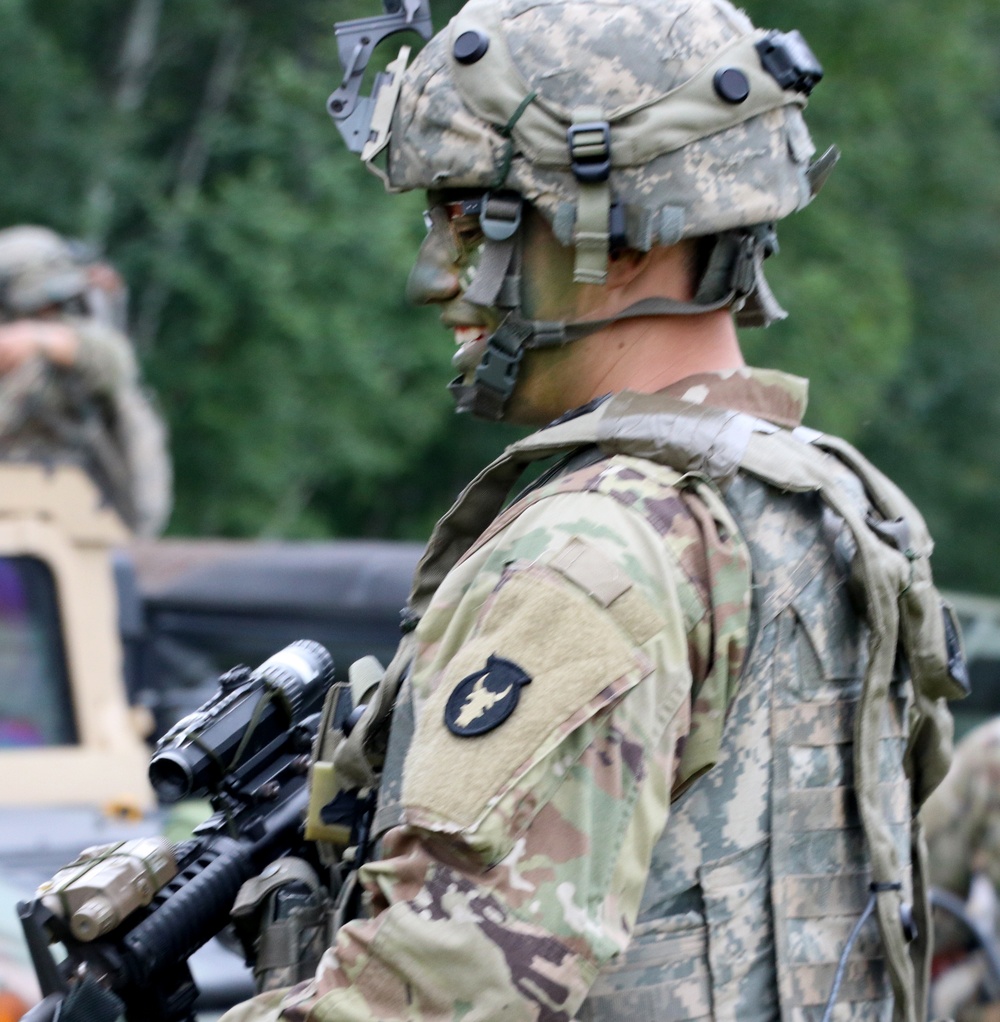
518,205,590,324
406,196,501,386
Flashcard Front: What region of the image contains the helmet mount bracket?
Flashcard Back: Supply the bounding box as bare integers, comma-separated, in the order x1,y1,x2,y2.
328,0,433,153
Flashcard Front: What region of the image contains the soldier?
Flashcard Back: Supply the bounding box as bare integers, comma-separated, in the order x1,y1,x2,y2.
0,225,171,536
923,718,1000,1020
207,1,966,1020
212,0,968,1020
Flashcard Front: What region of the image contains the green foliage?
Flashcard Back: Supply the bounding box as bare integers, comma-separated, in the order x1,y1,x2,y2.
1,0,999,592
742,0,1000,591
138,55,453,537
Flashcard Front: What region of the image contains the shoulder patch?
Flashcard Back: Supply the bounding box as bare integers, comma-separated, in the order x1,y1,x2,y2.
444,654,532,737
403,562,658,838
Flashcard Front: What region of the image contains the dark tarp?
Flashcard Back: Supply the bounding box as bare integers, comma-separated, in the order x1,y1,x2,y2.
117,539,423,737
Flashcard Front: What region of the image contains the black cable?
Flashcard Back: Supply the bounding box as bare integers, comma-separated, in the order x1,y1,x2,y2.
821,892,878,1022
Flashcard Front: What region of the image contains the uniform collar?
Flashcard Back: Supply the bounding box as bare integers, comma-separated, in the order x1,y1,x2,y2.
662,367,808,429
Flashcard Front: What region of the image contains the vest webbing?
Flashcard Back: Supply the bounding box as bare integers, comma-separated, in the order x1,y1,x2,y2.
334,389,957,1022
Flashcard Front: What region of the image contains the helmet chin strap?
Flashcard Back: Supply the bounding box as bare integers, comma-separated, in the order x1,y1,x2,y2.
449,197,782,421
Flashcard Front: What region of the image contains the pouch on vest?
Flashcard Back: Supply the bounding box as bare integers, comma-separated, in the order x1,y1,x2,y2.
230,857,330,993
306,658,390,870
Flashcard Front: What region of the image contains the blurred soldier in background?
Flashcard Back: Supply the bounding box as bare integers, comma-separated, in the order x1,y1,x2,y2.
217,1,962,1021
0,225,171,536
924,719,1000,1021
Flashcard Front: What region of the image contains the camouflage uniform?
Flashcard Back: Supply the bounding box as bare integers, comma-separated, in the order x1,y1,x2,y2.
922,720,1000,1020
217,3,956,1020
223,366,928,1022
925,719,1000,902
0,226,171,535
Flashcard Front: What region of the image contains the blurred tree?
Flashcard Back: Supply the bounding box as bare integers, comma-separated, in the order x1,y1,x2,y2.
0,0,997,592
0,0,482,538
741,0,1000,590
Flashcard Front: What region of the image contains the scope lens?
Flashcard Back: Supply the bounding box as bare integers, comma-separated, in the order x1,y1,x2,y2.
148,752,195,803
148,640,334,803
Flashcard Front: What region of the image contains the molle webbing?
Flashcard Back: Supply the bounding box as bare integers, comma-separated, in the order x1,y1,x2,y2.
342,391,954,1022
736,430,942,1022
597,393,956,1022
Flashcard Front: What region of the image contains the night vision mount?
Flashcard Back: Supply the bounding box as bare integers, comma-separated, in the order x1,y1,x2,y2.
328,0,433,154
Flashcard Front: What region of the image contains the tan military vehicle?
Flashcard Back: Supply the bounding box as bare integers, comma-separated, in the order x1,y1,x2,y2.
0,462,420,1018
0,457,420,804
0,463,153,1018
0,463,154,811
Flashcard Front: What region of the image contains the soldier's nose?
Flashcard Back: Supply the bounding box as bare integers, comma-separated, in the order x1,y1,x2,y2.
406,230,461,306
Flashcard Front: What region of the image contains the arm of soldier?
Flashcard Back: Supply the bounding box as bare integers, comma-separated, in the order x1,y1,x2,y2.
0,319,79,372
0,315,138,393
924,718,1000,898
62,315,140,394
223,480,730,1022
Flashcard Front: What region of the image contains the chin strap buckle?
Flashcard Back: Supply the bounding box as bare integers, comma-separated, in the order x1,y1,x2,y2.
448,320,533,421
475,322,527,399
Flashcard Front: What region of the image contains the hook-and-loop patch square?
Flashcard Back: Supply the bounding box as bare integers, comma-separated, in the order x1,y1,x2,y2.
403,550,665,844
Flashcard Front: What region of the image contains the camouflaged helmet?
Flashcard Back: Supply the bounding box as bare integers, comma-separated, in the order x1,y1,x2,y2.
341,0,834,300
329,0,836,417
0,226,89,317
397,1,826,276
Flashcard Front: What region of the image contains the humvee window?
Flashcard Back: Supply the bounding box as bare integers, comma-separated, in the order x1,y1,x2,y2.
0,556,75,747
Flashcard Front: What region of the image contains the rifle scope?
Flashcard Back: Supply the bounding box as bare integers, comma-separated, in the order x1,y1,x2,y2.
148,639,334,803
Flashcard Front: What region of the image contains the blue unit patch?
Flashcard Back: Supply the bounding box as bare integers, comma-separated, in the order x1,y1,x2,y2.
444,655,532,737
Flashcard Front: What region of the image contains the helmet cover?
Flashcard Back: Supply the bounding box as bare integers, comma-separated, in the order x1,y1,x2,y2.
383,0,819,252
0,226,88,315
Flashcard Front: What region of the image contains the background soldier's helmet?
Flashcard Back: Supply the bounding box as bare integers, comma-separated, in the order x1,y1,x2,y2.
358,0,836,326
0,225,90,317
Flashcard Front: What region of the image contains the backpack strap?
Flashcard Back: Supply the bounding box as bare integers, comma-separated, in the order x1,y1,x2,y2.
737,427,960,1022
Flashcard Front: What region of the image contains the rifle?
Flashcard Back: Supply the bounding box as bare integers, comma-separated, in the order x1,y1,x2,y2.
17,639,355,1022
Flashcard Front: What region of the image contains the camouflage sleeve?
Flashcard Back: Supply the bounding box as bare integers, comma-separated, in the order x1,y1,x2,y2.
222,456,750,1022
923,717,1000,898
67,315,172,535
64,316,139,395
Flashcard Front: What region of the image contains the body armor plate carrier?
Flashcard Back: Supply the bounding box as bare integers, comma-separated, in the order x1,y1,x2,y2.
322,390,962,1022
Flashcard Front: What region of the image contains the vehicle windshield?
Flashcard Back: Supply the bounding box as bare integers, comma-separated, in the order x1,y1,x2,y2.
0,556,75,746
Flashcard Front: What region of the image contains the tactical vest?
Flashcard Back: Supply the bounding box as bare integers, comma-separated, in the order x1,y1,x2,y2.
323,389,962,1022
578,466,900,1022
